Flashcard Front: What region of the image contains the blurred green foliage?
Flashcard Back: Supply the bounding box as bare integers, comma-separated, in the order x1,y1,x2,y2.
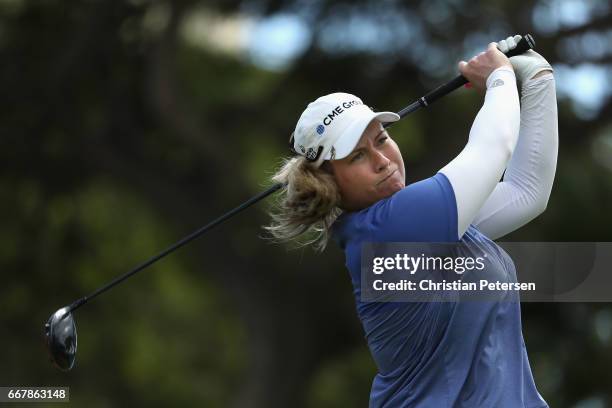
1,0,611,407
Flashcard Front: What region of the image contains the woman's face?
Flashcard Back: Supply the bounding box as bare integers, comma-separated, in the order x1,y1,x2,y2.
328,120,405,211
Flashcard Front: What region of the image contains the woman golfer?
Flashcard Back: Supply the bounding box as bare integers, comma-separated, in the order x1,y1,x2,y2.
267,35,557,407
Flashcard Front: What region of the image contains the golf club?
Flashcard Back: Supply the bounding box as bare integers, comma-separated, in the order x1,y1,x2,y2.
44,34,536,372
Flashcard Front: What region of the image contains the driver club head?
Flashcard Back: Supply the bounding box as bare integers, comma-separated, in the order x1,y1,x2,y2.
44,306,77,371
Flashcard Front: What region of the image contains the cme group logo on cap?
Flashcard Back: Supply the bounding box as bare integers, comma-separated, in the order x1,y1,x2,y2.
316,124,325,135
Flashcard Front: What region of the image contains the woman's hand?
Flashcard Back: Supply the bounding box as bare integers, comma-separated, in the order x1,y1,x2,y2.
497,34,553,85
458,43,513,92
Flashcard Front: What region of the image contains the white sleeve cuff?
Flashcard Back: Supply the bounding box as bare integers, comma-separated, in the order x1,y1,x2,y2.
486,66,516,89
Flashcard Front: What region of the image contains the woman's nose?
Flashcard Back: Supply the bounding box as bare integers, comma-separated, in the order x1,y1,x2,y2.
373,150,391,172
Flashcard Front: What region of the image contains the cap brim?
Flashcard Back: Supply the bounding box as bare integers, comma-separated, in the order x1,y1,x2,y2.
327,111,400,161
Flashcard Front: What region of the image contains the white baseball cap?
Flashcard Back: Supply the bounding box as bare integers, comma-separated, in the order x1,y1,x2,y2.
290,92,400,167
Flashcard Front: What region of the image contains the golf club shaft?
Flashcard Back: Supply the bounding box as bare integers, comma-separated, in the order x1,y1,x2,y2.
66,34,536,313
391,34,535,122
68,182,284,312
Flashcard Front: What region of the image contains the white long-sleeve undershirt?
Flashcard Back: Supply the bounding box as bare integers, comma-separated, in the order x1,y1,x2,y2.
439,68,558,240
471,73,558,240
439,67,521,239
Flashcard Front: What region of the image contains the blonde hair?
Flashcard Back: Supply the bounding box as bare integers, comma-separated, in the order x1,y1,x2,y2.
264,156,343,251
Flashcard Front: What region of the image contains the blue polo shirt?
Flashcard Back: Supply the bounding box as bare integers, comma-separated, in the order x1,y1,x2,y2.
333,173,548,408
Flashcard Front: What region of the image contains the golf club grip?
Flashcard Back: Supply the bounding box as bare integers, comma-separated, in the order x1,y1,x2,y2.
416,34,535,110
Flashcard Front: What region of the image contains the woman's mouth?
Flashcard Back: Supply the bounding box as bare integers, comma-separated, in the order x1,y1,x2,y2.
378,169,397,185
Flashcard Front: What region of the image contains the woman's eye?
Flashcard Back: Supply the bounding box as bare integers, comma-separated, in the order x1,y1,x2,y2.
350,152,364,162
378,136,388,145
